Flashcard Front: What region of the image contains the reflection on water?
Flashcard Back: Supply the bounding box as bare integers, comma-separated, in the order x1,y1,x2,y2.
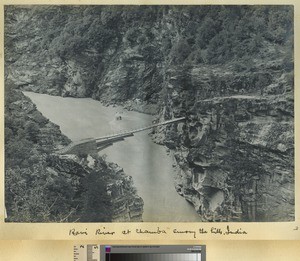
24,91,200,221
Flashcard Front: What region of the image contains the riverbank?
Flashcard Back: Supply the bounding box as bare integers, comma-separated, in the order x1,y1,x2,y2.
23,91,201,222
5,89,144,222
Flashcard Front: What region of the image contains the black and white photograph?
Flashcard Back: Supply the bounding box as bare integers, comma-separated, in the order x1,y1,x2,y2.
4,5,294,223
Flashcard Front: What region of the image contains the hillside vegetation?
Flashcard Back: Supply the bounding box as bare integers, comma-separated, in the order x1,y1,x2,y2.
5,5,294,221
5,87,143,222
5,6,293,106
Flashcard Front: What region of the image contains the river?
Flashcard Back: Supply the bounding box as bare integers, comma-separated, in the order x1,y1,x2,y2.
24,91,200,222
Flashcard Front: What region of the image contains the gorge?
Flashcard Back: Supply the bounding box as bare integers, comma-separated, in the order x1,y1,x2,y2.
4,5,294,222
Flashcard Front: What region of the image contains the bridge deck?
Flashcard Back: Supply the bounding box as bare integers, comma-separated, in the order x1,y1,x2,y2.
95,117,185,141
58,117,185,154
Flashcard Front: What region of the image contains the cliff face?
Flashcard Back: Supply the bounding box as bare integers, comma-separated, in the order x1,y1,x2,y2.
162,95,294,221
153,62,294,221
5,5,294,221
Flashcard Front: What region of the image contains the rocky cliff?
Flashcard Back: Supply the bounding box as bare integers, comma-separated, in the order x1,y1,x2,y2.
156,94,294,221
46,154,143,222
5,5,294,221
151,61,294,222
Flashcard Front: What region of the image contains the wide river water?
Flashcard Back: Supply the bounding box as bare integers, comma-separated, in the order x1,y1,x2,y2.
24,92,200,222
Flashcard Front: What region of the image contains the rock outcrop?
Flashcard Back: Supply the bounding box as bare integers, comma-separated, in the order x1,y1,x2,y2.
47,154,144,222
152,63,294,221
172,96,293,221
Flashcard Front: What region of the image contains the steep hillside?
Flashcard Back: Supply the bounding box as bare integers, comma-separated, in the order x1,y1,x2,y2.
5,87,143,222
5,5,294,221
5,6,293,110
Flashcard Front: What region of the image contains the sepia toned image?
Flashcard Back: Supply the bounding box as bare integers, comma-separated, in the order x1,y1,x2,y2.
4,5,294,223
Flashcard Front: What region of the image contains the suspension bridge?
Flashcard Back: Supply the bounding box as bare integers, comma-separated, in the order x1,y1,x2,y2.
57,117,185,155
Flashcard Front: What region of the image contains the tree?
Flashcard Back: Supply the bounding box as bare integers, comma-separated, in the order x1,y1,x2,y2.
24,121,40,143
79,170,112,222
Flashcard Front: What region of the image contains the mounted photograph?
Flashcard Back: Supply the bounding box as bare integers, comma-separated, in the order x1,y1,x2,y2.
4,5,294,222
